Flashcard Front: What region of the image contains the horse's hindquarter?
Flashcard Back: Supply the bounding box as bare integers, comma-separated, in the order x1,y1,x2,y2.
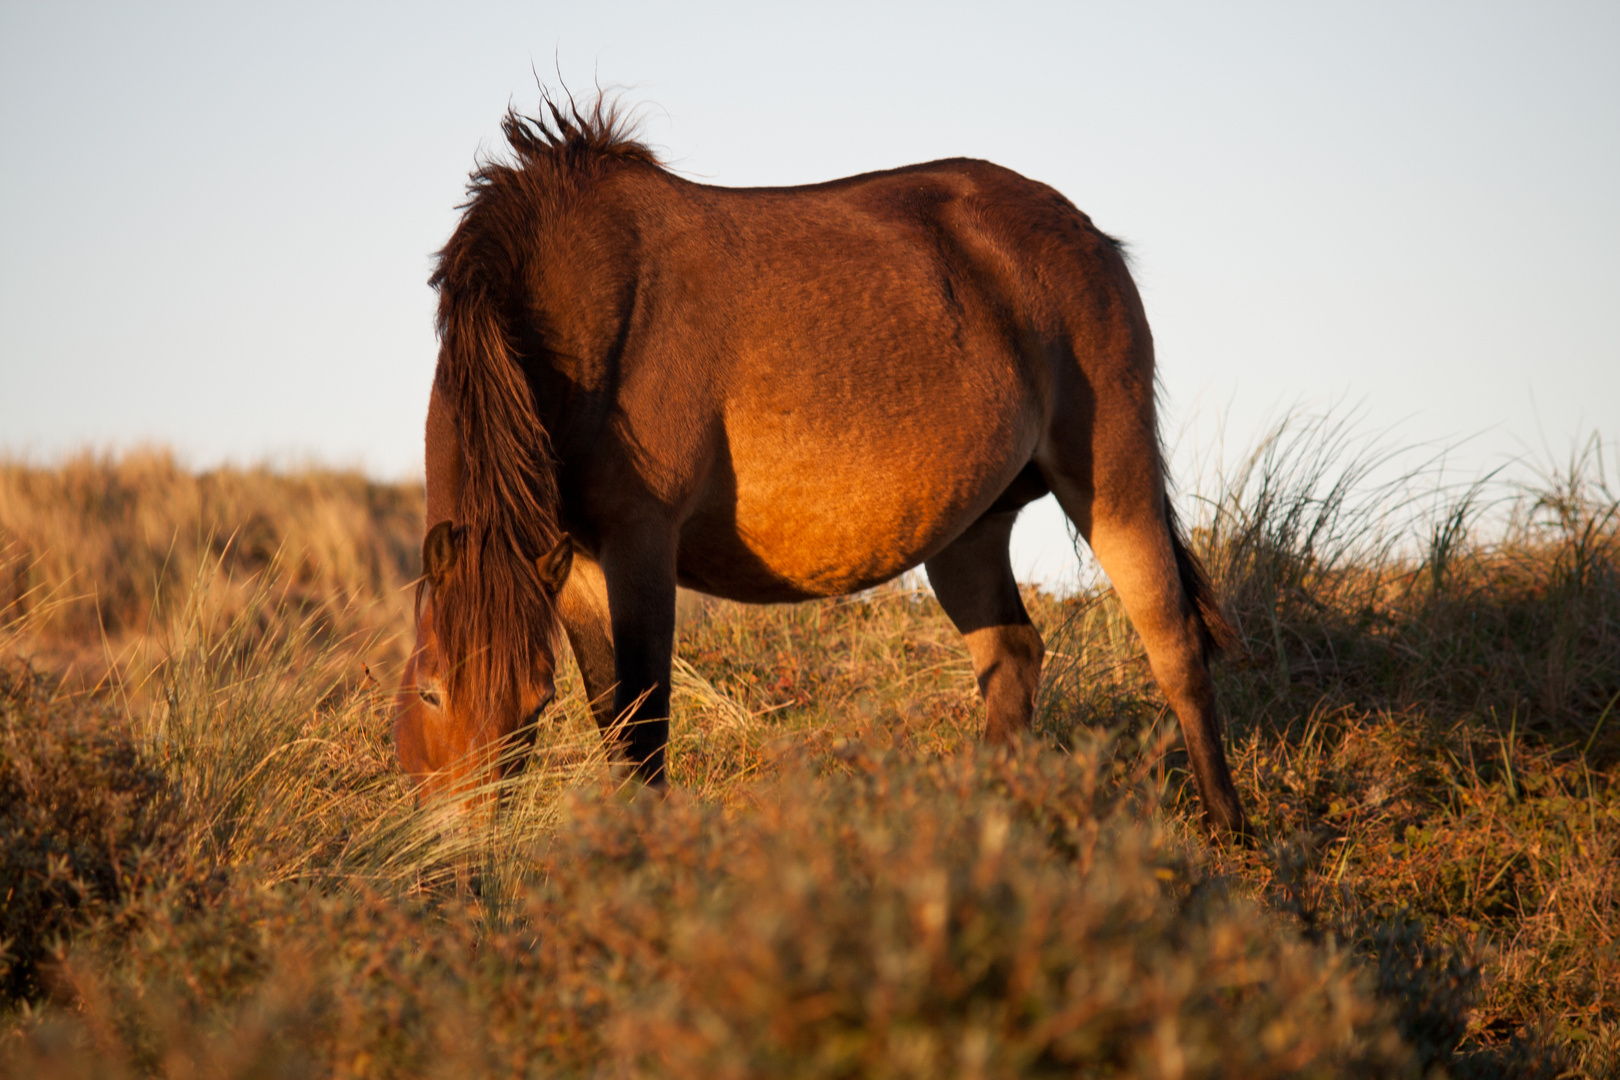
626,169,1058,601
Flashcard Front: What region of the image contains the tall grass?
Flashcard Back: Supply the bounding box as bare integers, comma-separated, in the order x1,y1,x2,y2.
1188,415,1619,735
0,426,1616,1077
0,449,422,681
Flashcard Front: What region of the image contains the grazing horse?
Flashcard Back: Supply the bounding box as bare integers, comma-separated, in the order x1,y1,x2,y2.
393,100,1250,838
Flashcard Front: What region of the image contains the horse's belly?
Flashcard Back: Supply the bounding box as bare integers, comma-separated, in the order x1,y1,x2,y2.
675,407,1030,602
665,262,1045,601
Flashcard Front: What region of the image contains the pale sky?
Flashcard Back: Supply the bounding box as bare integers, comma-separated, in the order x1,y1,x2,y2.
2,2,1616,584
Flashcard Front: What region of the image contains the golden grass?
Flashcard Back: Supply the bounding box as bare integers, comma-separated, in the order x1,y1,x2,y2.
0,427,1616,1077
0,448,422,687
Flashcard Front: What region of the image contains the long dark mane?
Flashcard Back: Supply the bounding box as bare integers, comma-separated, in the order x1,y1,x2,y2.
427,95,657,707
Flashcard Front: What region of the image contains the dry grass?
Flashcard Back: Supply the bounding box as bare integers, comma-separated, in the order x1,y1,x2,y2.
0,425,1616,1077
0,448,422,686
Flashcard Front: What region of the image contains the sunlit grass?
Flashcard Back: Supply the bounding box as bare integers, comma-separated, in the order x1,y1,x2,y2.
0,423,1616,1077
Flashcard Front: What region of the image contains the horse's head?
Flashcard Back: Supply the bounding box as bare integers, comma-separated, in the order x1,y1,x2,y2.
393,520,574,798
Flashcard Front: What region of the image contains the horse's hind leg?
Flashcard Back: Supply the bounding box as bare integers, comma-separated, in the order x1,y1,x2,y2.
1039,444,1249,837
925,510,1045,743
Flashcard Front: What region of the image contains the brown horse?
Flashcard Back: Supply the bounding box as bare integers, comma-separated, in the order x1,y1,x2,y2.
393,100,1249,838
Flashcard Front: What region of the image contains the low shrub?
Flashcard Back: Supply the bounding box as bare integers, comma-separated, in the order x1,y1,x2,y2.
6,749,1412,1079
0,658,170,1004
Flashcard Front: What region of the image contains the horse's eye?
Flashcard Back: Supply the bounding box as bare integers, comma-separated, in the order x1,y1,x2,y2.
419,689,442,708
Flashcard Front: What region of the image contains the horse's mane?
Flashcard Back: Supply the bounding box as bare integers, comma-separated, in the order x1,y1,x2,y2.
498,94,660,171
425,95,656,710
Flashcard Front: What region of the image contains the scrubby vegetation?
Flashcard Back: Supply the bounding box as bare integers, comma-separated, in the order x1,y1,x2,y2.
0,427,1615,1077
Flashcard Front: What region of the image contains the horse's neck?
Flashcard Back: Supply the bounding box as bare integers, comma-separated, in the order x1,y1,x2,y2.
425,380,464,527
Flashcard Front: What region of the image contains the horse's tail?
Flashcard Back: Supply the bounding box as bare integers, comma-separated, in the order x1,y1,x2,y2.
427,193,562,705
1163,498,1242,659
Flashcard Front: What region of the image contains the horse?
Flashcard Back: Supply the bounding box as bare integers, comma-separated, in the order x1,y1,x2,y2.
393,99,1250,839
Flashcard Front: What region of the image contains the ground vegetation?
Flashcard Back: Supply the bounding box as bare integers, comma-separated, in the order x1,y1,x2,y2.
0,426,1615,1077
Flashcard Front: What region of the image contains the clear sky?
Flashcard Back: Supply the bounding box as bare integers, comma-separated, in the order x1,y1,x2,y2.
2,2,1616,584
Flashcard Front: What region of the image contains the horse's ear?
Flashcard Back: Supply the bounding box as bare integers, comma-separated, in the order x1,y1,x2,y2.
423,521,459,585
536,533,573,593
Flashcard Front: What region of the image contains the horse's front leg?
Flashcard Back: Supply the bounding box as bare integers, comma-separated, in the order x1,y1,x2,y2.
597,521,679,787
